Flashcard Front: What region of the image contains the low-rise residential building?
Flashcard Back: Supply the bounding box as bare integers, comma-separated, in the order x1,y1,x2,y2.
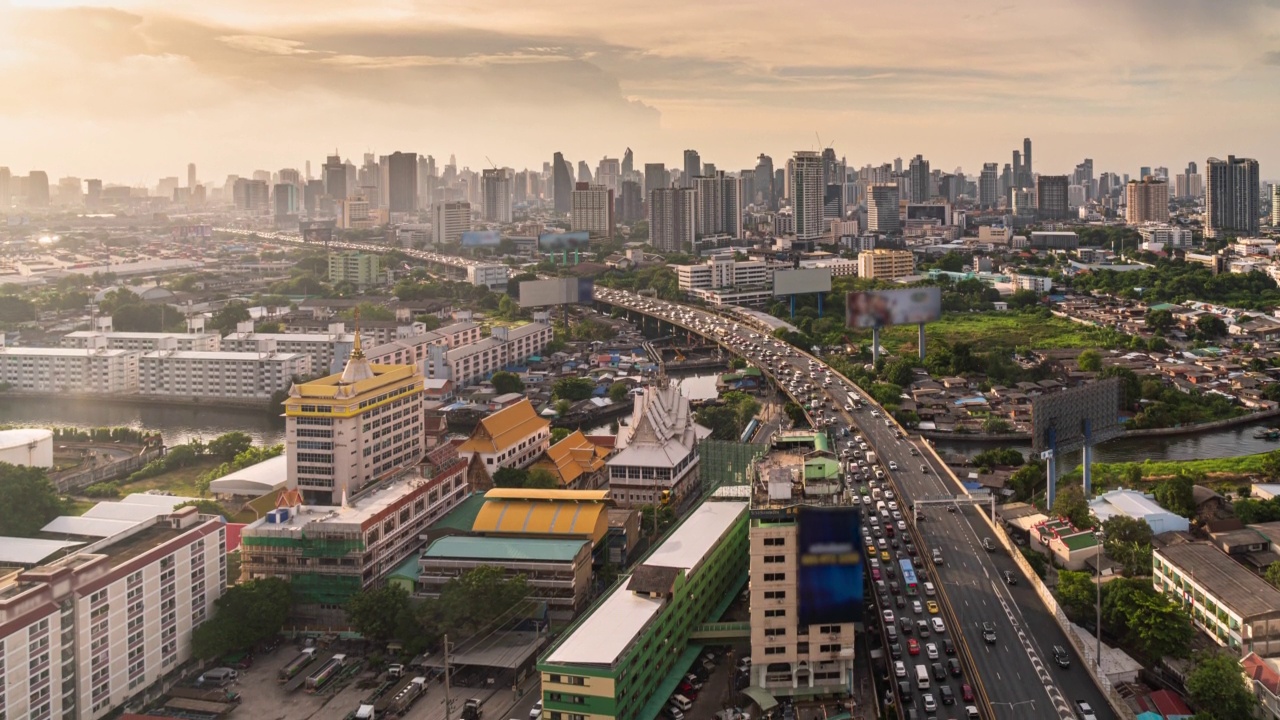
0,506,225,720
220,321,354,375
328,251,383,289
1242,652,1280,720
457,399,552,488
0,345,139,394
607,382,711,509
1010,273,1054,293
1089,489,1190,535
856,249,915,280
1029,231,1080,250
61,331,221,353
1137,223,1194,249
537,498,749,720
138,348,310,401
445,321,553,387
1030,518,1100,571
1153,542,1280,656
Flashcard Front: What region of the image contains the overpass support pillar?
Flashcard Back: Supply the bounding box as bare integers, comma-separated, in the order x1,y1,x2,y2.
1045,451,1057,509
918,323,926,361
872,328,880,365
1082,444,1093,497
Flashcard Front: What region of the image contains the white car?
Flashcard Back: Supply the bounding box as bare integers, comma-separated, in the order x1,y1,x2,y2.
888,461,898,470
925,642,939,660
530,701,543,720
894,660,907,678
883,609,895,624
931,617,946,634
912,600,923,614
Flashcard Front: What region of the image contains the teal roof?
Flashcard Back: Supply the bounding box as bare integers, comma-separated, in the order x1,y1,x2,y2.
422,536,588,562
388,551,421,582
427,493,488,532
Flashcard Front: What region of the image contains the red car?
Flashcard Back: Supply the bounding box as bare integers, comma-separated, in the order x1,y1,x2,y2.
961,684,974,702
907,638,920,655
871,568,881,581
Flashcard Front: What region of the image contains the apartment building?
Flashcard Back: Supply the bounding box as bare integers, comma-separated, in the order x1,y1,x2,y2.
328,252,382,290
61,332,220,353
457,399,551,488
0,507,225,720
607,382,711,508
675,256,780,291
138,348,310,401
1010,273,1054,293
220,321,354,375
283,336,425,506
445,321,553,387
364,321,484,367
1153,542,1280,656
240,442,468,622
0,345,139,394
467,264,509,292
856,249,915,280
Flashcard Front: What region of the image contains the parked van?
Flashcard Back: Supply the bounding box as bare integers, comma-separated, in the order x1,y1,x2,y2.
915,664,930,690
197,667,238,687
670,695,693,712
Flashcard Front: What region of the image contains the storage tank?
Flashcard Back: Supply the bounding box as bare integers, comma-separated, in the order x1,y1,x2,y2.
0,428,54,468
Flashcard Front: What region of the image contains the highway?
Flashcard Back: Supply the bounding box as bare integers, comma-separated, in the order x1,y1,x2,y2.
593,288,1114,720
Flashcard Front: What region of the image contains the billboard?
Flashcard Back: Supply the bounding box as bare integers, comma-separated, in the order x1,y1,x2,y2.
300,219,336,245
461,230,501,247
1031,377,1122,455
538,231,591,251
797,506,864,627
773,267,833,296
170,225,212,240
518,278,594,308
845,287,942,328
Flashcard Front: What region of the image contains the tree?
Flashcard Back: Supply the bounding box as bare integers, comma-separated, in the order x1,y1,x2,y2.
1009,289,1041,309
0,464,67,537
1195,314,1228,339
553,377,595,401
1262,450,1280,480
346,585,413,643
492,467,529,488
1264,561,1280,590
1100,365,1142,409
209,303,252,334
1052,483,1092,529
1185,651,1256,720
491,371,525,395
1153,471,1197,518
208,431,253,462
191,578,292,660
550,427,572,444
526,468,560,489
555,399,572,416
432,566,531,635
1008,461,1045,502
784,402,807,426
973,447,1024,468
729,357,747,370
1055,570,1098,621
982,417,1012,434
608,381,631,403
1102,515,1154,576
1077,349,1102,372
1146,308,1175,335
883,359,915,388
1126,592,1194,659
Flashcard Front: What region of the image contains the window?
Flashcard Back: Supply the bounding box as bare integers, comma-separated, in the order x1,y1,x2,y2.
763,537,786,546
764,609,786,618
764,555,785,563
819,643,842,653
763,572,786,582
764,646,786,655
764,628,786,637
764,590,787,600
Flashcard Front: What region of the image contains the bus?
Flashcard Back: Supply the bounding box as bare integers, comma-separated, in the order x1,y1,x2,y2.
899,558,919,596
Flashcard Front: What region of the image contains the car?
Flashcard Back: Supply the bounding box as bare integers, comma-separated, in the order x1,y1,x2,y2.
931,617,946,634
898,680,912,698
900,618,913,635
886,624,898,641
922,694,936,713
943,639,955,655
982,537,996,552
888,461,898,470
961,684,974,702
925,642,938,660
947,658,962,677
881,550,891,562
1003,570,1018,585
939,685,955,705
883,609,895,624
931,662,946,681
871,568,882,581
926,601,939,614
894,660,907,677
965,706,981,719
931,550,944,566
1053,645,1071,668
1076,700,1098,720
889,642,902,659
921,465,929,473
885,490,895,500
982,623,997,644
917,619,930,637
907,638,919,655
897,520,907,532
912,600,923,614
667,708,685,720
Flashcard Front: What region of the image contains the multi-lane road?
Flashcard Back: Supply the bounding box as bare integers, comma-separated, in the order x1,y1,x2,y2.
594,288,1114,720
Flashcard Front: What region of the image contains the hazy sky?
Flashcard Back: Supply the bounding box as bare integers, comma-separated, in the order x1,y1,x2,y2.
2,0,1279,185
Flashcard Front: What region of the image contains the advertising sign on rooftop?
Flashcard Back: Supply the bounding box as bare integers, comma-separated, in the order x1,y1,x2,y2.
796,506,863,627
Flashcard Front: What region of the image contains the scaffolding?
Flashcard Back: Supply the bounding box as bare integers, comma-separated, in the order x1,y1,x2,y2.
292,573,363,606
698,439,768,493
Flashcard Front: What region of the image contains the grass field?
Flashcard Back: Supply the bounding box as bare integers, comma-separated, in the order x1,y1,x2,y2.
1063,452,1275,488
845,312,1121,356
117,459,220,499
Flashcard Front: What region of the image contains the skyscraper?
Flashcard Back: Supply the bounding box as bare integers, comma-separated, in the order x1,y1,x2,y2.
481,168,513,223
791,151,823,240
571,183,614,238
85,178,101,209
622,148,634,176
1022,137,1033,185
979,163,999,209
387,152,418,213
1125,178,1170,225
274,183,299,216
907,155,931,202
323,154,347,201
619,180,643,225
553,152,573,214
0,167,9,208
649,187,696,252
577,161,593,184
754,154,774,209
1036,175,1070,220
722,175,742,239
433,201,471,245
596,157,621,193
694,174,723,237
1272,184,1280,227
866,183,901,234
1205,156,1260,238
187,163,197,189
304,179,323,216
26,171,49,207
682,150,701,189
644,163,667,198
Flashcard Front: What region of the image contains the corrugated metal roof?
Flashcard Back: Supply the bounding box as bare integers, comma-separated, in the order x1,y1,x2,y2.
41,516,139,537
472,498,609,543
422,536,588,562
0,538,83,565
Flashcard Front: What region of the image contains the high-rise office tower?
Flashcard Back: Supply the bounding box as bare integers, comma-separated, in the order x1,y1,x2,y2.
893,157,903,175
908,155,931,202
721,175,742,239
790,151,823,240
323,154,347,201
0,167,10,208
597,157,621,193
824,184,844,221
622,148,633,176
1205,156,1260,238
387,152,418,213
26,171,49,207
619,180,643,225
649,187,696,252
867,183,901,234
1012,150,1022,188
1125,178,1170,225
754,154,774,209
274,183,299,216
279,168,302,188
641,163,666,197
1272,184,1280,227
979,163,999,209
513,171,529,205
1036,175,1070,220
683,150,701,189
304,179,324,216
433,201,471,245
571,183,614,238
577,161,593,184
85,178,101,209
694,174,723,237
187,163,197,189
703,163,717,178
1023,137,1033,184
481,168,513,223
553,153,573,214
1187,161,1198,176
1139,166,1152,181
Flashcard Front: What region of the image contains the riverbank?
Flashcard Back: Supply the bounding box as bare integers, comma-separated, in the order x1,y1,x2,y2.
919,407,1280,444
0,391,277,411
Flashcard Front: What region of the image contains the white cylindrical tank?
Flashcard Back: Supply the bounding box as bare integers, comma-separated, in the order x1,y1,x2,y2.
0,428,55,468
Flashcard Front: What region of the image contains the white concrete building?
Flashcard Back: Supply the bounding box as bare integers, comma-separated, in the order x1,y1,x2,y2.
456,399,551,482
61,331,221,352
607,382,711,508
220,321,354,375
445,322,553,387
1088,489,1189,535
0,346,139,394
1137,224,1194,249
0,506,225,720
466,264,509,292
1010,273,1054,293
675,257,784,292
433,201,471,245
138,349,310,401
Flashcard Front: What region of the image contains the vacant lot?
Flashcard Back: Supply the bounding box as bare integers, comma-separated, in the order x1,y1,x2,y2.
847,311,1122,355
118,459,220,498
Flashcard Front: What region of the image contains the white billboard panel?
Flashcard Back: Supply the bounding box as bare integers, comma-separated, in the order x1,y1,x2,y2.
773,268,833,296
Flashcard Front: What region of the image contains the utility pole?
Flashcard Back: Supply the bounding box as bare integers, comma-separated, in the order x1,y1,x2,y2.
444,635,454,720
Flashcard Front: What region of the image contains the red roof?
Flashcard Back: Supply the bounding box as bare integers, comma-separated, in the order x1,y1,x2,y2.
225,523,246,552
1244,652,1280,695
1148,688,1192,717
584,434,617,449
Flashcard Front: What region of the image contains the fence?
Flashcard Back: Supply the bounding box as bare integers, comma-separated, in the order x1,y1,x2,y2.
51,447,163,493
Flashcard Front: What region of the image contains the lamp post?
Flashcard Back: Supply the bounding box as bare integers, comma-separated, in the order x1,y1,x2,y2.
1095,528,1105,672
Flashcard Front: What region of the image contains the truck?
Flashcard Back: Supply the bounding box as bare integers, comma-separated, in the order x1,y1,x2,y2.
279,648,318,683
866,451,877,467
462,697,484,720
305,654,348,693
374,676,427,716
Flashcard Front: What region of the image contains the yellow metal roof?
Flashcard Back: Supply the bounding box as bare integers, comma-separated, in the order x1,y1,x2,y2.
472,494,610,543
530,431,608,487
482,488,610,502
457,399,549,454
290,363,419,400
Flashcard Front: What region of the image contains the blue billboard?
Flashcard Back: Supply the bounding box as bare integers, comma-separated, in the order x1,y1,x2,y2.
538,231,591,251
797,506,864,627
461,230,501,247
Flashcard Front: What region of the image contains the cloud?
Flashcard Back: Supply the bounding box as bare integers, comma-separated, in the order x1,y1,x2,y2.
1265,50,1280,66
218,35,318,56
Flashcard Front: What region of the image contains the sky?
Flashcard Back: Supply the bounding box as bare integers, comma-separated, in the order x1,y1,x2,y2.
2,0,1279,185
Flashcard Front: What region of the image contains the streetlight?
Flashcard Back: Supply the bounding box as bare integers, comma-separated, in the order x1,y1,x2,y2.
1095,528,1106,672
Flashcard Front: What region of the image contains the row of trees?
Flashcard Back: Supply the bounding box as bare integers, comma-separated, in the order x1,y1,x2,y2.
1055,573,1193,661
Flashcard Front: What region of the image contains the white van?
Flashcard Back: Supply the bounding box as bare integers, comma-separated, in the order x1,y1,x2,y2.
197,667,238,687
671,695,693,712
915,664,930,690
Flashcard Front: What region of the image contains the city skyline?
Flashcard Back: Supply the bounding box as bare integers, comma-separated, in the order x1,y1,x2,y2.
2,0,1280,182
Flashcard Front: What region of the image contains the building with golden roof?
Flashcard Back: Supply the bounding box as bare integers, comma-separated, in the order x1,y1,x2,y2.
284,330,425,505
471,488,612,544
456,398,551,489
529,430,610,490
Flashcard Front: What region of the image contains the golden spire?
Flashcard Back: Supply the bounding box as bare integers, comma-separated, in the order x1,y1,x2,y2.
351,307,364,360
